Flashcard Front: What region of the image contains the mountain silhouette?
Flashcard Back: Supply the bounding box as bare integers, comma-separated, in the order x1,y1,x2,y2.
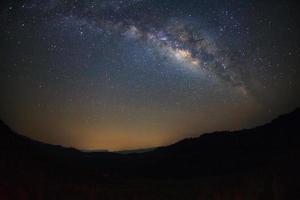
0,109,300,199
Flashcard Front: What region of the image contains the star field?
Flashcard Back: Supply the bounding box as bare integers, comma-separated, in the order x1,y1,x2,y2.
0,0,299,150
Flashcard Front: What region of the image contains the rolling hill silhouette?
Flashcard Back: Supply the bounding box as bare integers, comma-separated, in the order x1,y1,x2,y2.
0,108,300,199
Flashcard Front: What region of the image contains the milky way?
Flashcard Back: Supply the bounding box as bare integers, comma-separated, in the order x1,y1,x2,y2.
55,4,250,95
0,0,299,150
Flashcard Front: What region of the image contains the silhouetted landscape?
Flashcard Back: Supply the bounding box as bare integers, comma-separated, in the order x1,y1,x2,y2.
1,108,300,199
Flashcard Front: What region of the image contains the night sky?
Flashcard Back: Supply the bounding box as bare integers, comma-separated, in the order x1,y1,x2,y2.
0,0,299,151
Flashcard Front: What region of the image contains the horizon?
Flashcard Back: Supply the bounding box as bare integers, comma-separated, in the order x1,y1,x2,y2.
1,107,298,152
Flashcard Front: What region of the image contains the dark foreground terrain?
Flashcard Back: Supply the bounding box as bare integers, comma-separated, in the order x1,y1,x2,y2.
1,109,300,199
